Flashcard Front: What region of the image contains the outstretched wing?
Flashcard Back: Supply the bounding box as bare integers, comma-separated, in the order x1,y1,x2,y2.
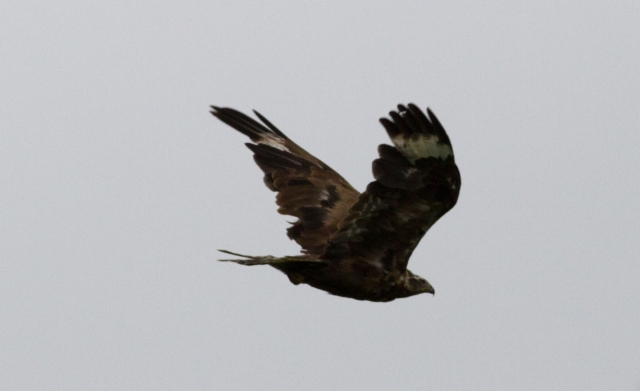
211,107,360,255
322,104,461,272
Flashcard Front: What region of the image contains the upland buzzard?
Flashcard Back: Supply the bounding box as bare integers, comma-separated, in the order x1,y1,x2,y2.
211,104,460,302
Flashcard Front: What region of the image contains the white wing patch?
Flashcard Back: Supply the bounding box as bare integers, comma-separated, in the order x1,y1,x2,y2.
257,133,290,152
392,134,452,163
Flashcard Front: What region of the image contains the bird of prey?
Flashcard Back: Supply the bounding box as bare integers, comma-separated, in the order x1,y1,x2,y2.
211,104,460,302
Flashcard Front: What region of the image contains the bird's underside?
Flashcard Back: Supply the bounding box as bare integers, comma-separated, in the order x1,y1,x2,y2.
211,103,460,302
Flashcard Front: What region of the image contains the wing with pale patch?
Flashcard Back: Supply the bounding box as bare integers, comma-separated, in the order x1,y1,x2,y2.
322,104,461,272
211,106,360,255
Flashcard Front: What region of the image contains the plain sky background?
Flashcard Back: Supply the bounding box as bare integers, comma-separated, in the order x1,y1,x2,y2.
2,1,639,390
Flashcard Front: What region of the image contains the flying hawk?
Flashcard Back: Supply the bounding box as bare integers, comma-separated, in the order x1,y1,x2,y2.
211,104,460,302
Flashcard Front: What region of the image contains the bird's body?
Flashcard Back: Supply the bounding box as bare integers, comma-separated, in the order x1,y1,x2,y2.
211,104,460,302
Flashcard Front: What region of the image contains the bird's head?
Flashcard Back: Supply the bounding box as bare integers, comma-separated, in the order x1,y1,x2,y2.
404,270,435,296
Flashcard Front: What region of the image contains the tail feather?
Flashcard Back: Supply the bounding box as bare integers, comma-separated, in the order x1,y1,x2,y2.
217,250,325,266
217,250,278,265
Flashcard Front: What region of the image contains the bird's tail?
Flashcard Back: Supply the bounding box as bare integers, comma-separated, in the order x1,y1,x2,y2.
217,250,324,266
217,250,280,265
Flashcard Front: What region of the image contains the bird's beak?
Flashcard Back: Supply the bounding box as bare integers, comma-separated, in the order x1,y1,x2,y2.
424,282,435,295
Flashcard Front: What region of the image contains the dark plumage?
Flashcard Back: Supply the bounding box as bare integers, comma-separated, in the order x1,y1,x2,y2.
211,104,461,302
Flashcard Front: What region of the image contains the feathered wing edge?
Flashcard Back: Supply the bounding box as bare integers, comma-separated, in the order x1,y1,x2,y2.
321,104,460,273
210,107,360,255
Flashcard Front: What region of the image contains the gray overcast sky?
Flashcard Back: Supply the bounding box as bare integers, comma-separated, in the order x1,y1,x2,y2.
1,1,639,390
